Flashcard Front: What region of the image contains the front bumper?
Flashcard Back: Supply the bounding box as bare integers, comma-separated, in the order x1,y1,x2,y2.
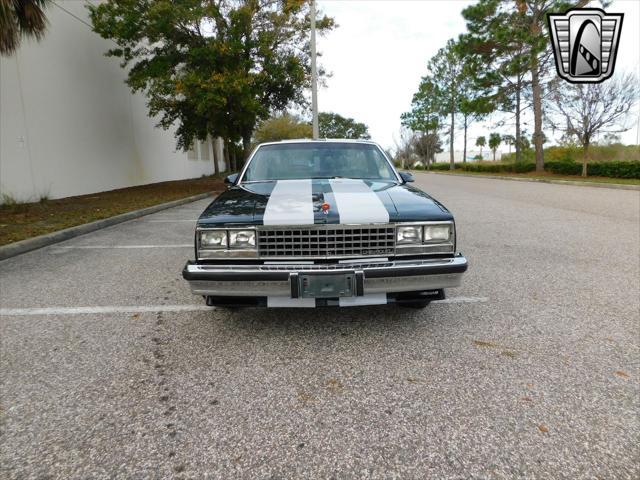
182,255,467,300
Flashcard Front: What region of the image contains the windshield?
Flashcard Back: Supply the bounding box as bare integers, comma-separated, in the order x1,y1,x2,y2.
242,143,398,182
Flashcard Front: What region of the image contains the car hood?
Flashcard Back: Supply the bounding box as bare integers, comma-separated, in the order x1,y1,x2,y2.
197,179,452,226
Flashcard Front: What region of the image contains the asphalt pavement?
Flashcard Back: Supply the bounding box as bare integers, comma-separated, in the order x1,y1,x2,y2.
1,173,638,479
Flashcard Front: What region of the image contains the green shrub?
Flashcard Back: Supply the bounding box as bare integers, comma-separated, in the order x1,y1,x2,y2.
512,162,536,173
544,161,582,175
501,145,640,163
544,161,640,178
430,162,452,170
587,161,640,178
415,158,640,178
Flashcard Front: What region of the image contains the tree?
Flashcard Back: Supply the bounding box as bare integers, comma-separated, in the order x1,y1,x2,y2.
476,136,486,158
318,112,370,139
254,112,312,143
454,42,494,163
511,0,593,171
547,73,638,176
460,0,532,163
401,78,443,168
489,133,501,161
503,134,516,154
461,0,590,172
413,132,443,166
89,0,335,168
0,0,50,55
429,39,463,170
401,79,441,135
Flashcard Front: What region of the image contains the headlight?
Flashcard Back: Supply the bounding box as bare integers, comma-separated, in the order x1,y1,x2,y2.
397,225,422,245
200,230,227,249
424,225,450,242
229,229,256,249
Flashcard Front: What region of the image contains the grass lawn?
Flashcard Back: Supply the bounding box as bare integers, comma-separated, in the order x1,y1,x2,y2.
425,170,640,186
0,175,225,246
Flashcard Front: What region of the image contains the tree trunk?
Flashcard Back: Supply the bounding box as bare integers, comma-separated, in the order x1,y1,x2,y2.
224,138,231,172
515,76,522,163
231,145,237,173
449,111,455,170
463,114,468,163
242,132,252,164
582,140,589,177
531,63,544,172
211,136,220,176
492,149,496,162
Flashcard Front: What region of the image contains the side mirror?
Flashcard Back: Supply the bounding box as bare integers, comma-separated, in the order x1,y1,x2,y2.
399,171,414,183
224,173,239,186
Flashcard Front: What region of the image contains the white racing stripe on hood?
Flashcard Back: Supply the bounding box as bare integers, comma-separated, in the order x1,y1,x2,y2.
263,180,314,225
329,179,390,224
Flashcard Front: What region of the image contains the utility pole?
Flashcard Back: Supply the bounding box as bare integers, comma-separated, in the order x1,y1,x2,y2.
310,0,319,139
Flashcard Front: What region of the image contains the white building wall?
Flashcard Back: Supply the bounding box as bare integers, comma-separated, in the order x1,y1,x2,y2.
434,150,503,163
0,1,224,202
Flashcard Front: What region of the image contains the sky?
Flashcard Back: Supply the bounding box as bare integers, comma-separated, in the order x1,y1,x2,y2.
316,0,640,152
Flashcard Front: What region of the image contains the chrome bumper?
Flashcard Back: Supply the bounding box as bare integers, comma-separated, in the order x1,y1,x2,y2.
182,255,467,297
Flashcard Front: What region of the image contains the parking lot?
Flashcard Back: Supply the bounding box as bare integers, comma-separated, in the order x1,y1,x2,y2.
1,173,638,479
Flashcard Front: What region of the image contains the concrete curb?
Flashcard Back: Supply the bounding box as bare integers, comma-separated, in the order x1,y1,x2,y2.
421,172,640,191
0,192,216,261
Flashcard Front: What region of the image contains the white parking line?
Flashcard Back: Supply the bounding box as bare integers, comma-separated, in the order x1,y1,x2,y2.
0,305,212,316
436,296,489,304
0,297,488,316
52,244,193,250
142,220,197,223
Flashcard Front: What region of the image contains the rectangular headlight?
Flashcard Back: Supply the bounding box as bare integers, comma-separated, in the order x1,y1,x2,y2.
397,225,422,245
199,230,228,249
229,229,256,249
424,225,450,242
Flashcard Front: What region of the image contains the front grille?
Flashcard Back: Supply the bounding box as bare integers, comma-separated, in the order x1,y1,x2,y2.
257,225,396,258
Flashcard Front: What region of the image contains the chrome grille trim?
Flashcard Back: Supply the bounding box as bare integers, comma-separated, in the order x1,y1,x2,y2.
257,224,396,259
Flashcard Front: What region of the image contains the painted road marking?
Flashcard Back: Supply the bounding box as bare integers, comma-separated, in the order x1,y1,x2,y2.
0,297,489,316
51,244,193,250
142,220,197,223
436,296,490,304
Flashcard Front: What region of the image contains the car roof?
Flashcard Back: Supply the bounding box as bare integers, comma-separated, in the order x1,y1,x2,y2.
256,138,379,147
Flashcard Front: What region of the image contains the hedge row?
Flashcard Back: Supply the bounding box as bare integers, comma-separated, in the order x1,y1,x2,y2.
412,161,640,179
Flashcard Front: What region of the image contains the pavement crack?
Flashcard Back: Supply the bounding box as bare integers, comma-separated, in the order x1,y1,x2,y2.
150,310,186,475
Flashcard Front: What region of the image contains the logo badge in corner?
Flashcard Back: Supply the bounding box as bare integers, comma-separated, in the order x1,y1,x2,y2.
547,8,623,84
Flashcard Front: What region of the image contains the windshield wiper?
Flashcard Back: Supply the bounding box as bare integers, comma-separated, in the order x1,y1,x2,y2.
309,176,353,179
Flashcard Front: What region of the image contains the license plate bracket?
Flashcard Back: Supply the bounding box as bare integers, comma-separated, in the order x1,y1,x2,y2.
299,272,355,298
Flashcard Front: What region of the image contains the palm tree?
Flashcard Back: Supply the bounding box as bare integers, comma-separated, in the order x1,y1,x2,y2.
503,134,515,154
0,0,50,56
489,133,501,162
475,136,486,159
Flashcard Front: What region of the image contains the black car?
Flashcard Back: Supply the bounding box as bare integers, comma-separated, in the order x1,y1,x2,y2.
182,140,467,308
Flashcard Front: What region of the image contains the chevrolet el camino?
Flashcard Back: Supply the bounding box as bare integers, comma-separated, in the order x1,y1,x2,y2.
182,140,468,308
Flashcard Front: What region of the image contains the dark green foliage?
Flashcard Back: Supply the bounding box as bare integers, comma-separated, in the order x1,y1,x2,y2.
88,0,334,154
545,161,640,179
430,163,452,171
503,145,640,164
420,160,640,178
318,112,370,139
0,0,50,55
